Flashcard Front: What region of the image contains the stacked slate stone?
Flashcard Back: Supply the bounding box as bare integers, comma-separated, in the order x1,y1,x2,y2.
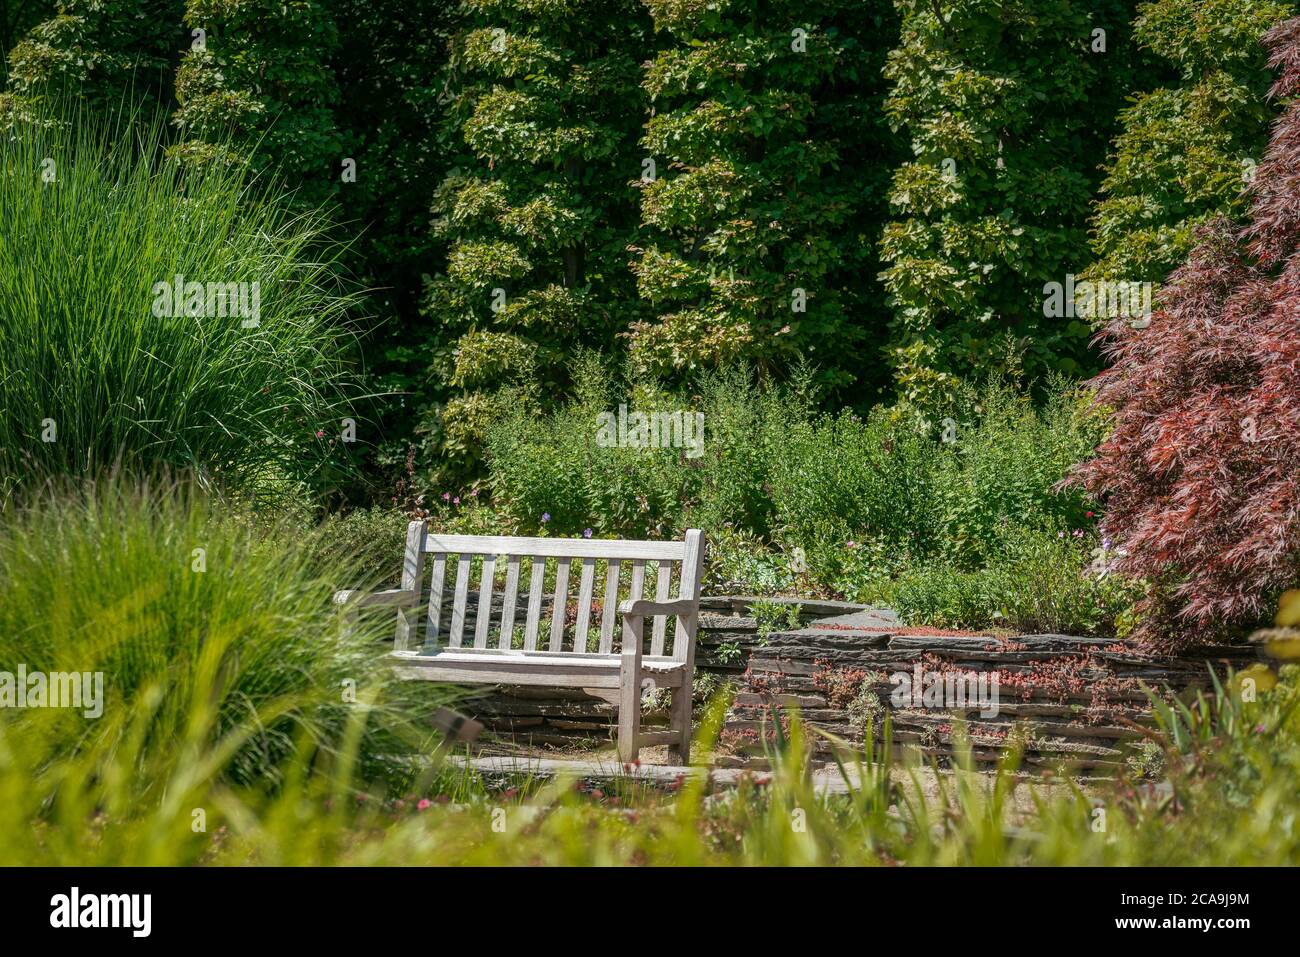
723,608,1254,775
446,595,1253,774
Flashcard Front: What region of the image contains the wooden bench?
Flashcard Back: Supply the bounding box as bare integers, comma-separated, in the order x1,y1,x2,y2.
334,525,705,764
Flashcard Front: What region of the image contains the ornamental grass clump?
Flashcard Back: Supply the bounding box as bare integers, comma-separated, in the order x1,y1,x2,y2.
0,108,362,498
0,474,439,790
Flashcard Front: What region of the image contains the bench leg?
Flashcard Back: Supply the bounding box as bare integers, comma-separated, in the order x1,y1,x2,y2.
668,677,692,766
617,624,643,765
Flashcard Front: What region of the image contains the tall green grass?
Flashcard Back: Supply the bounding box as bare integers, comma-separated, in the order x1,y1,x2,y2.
0,109,362,498
0,475,441,792
5,662,1298,865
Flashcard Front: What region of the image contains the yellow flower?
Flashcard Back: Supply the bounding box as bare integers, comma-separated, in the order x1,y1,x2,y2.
1275,589,1300,627
1232,663,1278,697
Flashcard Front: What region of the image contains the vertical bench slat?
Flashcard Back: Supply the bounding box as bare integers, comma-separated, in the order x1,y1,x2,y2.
395,521,426,653
449,554,472,648
625,560,646,653
549,557,571,652
422,553,447,653
630,559,646,600
673,530,705,660
524,558,546,651
498,556,521,650
474,556,496,648
572,558,597,652
650,560,674,656
598,559,621,654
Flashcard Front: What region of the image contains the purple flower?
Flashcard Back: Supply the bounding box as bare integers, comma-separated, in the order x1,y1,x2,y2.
441,492,450,502
541,512,550,524
453,496,460,505
583,528,593,538
1102,537,1112,551
1057,531,1065,539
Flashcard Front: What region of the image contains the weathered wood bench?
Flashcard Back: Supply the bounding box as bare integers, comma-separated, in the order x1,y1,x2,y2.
335,524,705,764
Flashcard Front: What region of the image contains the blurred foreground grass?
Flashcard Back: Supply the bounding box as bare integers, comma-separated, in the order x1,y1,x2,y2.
1,478,1298,865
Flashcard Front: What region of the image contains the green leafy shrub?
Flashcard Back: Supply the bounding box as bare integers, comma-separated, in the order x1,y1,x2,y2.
0,1,183,123
485,355,697,537
926,377,1106,566
770,376,1106,576
485,360,1123,631
0,110,362,498
312,507,412,588
767,404,941,573
1085,0,1292,292
487,360,810,540
889,526,1140,635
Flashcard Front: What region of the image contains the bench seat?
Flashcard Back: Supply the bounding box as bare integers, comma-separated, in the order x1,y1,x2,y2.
391,650,687,688
336,525,705,763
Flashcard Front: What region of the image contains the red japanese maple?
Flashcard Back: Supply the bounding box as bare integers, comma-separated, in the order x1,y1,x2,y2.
1070,18,1300,649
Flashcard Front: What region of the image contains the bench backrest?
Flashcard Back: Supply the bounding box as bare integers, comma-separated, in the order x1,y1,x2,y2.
394,525,705,661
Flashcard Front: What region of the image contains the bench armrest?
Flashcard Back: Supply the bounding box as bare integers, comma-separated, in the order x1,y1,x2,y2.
333,587,417,609
618,598,697,618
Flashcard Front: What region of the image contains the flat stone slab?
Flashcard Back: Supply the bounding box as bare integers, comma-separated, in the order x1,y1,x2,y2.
699,596,877,618
452,754,890,795
808,607,900,628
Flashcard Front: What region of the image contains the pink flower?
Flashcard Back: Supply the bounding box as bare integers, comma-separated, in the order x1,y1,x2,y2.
441,492,450,502
417,798,431,810
453,496,460,505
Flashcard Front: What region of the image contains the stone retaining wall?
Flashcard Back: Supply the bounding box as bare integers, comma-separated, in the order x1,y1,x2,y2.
457,596,1255,774
726,626,1254,774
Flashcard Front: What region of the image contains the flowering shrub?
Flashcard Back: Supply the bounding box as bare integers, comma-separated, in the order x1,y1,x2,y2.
1069,18,1300,649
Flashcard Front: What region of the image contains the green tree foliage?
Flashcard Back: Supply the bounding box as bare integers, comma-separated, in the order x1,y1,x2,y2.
324,0,460,496
629,0,899,398
1085,0,1293,291
878,0,1137,409
0,0,183,123
171,0,344,205
420,0,652,476
0,1,55,92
